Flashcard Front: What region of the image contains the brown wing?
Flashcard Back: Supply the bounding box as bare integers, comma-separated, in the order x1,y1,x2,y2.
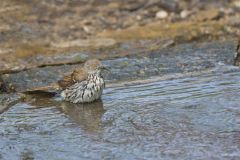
58,68,88,89
58,74,74,89
72,68,88,81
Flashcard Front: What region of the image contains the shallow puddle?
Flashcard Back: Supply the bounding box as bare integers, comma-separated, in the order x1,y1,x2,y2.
1,65,240,159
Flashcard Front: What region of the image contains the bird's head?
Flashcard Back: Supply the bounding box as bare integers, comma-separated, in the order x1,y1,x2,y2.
95,66,111,76
84,59,102,71
84,59,110,75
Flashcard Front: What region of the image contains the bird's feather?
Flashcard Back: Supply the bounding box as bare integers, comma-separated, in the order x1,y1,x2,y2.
58,68,88,89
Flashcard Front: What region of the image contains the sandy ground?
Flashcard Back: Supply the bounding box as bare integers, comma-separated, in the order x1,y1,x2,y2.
0,0,239,72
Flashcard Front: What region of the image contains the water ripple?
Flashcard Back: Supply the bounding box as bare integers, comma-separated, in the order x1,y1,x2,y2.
1,68,240,159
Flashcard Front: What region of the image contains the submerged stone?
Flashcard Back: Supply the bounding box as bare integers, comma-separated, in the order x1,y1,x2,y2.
0,93,22,113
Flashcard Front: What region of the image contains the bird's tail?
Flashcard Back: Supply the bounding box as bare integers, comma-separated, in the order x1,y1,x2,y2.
21,83,60,95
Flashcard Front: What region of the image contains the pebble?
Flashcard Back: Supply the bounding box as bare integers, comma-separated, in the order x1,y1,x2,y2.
180,10,191,19
136,15,142,21
234,0,240,8
156,10,168,19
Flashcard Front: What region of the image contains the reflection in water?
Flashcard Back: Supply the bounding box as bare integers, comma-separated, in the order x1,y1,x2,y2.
59,101,105,133
26,95,105,133
20,149,34,160
24,94,57,108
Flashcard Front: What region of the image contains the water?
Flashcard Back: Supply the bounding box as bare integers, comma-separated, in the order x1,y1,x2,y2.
1,67,240,160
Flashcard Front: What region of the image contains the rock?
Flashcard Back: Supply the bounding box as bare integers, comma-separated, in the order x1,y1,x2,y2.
228,15,240,27
0,6,21,13
0,76,6,93
136,15,142,21
162,40,175,48
0,48,13,55
180,10,191,19
0,93,22,113
120,1,146,12
221,8,234,16
143,0,179,12
156,10,168,19
158,0,179,12
82,25,95,34
51,38,116,48
194,9,221,21
234,40,240,66
0,24,11,32
233,0,240,8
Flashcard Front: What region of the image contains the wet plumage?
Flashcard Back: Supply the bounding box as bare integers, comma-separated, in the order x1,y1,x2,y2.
23,59,108,103
58,59,103,89
58,68,88,90
61,69,105,103
60,59,108,103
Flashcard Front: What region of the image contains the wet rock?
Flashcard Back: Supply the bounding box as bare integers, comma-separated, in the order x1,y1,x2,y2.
234,40,240,66
0,93,22,113
0,76,6,92
2,41,235,92
156,10,168,19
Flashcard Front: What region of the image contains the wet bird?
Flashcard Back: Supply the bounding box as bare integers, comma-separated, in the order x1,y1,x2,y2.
24,59,109,103
58,59,110,90
60,59,109,103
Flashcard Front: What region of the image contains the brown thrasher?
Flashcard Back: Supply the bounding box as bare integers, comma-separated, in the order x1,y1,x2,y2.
26,59,109,103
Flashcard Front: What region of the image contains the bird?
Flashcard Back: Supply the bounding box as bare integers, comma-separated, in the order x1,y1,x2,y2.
60,59,109,103
23,59,109,104
58,59,107,89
